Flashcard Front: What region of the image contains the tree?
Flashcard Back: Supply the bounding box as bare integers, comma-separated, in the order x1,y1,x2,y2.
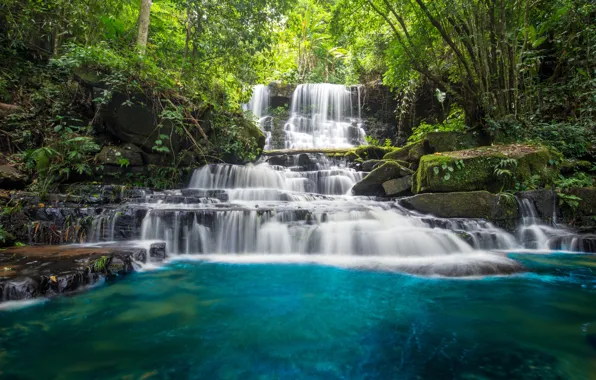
137,0,153,54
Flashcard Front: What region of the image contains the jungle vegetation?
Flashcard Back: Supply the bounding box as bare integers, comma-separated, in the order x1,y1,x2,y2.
0,0,594,189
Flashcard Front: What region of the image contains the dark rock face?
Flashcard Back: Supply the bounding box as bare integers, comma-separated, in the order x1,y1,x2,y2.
0,164,28,189
0,243,167,303
517,190,558,222
400,191,519,229
100,92,190,153
548,235,596,253
268,81,295,109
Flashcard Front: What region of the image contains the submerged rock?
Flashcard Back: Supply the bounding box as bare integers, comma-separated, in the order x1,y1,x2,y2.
0,242,167,303
352,161,414,196
412,144,558,194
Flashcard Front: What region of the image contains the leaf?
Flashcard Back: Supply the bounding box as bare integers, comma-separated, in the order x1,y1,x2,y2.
532,36,547,48
444,173,451,181
433,167,440,175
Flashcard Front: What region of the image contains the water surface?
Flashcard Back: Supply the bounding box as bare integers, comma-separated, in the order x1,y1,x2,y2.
1,254,596,379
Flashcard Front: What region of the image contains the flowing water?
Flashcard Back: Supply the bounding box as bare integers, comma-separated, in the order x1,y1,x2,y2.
244,83,367,149
2,151,595,378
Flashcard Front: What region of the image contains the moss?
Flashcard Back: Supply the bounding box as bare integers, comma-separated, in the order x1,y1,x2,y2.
354,145,394,160
412,144,557,194
560,159,592,174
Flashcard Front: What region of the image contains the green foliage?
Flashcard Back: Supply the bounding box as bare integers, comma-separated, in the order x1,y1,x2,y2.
494,159,519,179
432,159,464,182
93,256,110,272
408,107,466,144
364,136,392,148
554,172,595,191
558,193,582,212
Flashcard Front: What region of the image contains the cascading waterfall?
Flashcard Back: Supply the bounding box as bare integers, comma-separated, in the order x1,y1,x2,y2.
83,153,590,276
285,84,366,149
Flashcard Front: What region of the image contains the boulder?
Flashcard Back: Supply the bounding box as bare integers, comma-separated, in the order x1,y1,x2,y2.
96,145,144,167
412,144,557,194
0,164,28,189
400,191,519,226
361,160,384,172
384,132,483,166
352,161,414,196
382,176,413,197
355,145,394,160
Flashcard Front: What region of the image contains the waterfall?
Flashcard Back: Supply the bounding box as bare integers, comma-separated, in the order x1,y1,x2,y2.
244,84,367,150
243,84,272,149
285,84,366,149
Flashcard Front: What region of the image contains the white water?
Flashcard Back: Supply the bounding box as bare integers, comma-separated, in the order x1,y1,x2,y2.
84,154,591,277
285,84,366,149
243,84,367,150
243,84,273,149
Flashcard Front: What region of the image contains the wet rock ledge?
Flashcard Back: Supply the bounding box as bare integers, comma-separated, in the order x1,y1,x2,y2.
0,242,166,303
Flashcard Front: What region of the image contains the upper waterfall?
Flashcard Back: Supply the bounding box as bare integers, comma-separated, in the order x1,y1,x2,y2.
243,83,367,150
285,84,366,149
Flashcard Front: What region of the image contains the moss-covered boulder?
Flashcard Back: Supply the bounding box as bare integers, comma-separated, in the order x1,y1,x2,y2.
400,191,519,226
355,145,394,160
412,144,558,194
384,132,483,165
352,161,414,196
382,176,413,197
96,144,144,167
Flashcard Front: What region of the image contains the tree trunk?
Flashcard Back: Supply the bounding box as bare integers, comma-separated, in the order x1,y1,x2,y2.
137,0,152,54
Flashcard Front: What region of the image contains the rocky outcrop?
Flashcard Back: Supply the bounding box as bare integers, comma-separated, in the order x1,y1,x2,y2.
268,81,295,109
412,144,557,194
352,161,414,196
0,164,28,189
96,144,144,167
400,191,519,228
0,242,166,303
384,131,483,167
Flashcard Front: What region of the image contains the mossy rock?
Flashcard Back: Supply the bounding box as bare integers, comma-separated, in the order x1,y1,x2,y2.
354,146,395,160
412,144,558,194
560,159,592,175
400,191,519,227
567,187,596,216
384,132,483,165
352,160,414,196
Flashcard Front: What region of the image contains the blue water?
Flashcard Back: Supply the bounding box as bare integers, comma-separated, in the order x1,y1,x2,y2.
1,254,596,379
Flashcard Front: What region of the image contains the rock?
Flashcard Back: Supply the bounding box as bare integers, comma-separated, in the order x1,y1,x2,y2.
0,244,153,302
400,191,519,227
268,81,295,109
149,242,167,261
355,146,394,160
384,132,483,166
382,176,412,197
352,161,414,196
298,153,316,170
181,189,229,202
266,155,288,167
412,144,558,194
548,235,596,253
96,145,144,167
567,187,596,216
361,160,384,172
0,164,28,189
517,190,558,222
